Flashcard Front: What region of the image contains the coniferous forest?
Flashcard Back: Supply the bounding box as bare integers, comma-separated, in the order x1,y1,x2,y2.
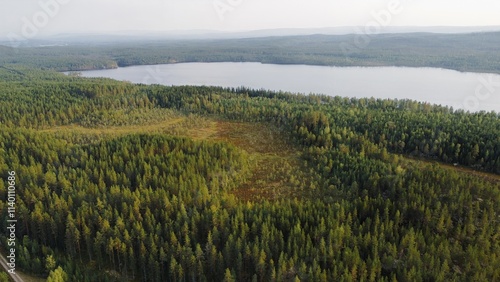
1,32,500,74
0,61,499,282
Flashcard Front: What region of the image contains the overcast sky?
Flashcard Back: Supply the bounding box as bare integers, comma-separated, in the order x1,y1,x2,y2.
2,0,500,38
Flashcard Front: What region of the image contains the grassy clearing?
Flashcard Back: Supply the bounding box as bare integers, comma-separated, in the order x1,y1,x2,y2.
39,117,186,136
404,156,500,184
183,120,316,201
38,114,312,201
38,115,499,202
202,121,310,201
438,163,500,183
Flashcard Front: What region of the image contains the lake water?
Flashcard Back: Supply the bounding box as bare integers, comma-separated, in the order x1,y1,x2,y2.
77,62,500,112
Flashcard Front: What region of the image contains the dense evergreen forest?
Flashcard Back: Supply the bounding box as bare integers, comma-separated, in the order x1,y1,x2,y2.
1,32,500,73
0,64,499,282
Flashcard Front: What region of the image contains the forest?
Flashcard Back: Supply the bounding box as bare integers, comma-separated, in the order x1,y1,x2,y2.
0,63,498,282
1,32,500,74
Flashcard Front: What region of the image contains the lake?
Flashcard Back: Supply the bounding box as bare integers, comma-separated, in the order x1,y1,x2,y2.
77,62,500,112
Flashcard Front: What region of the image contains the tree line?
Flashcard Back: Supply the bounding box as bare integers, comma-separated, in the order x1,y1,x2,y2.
1,32,500,73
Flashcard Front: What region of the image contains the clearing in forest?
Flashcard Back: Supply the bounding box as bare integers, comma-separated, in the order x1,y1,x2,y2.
39,115,313,201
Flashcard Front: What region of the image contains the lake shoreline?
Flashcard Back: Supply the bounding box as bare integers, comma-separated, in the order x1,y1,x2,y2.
73,62,500,113
66,61,500,76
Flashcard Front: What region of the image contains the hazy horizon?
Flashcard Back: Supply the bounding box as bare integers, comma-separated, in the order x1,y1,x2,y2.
3,0,500,40
23,25,500,35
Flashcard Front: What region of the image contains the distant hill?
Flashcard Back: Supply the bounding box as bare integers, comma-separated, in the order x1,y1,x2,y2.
1,26,500,45
1,31,500,74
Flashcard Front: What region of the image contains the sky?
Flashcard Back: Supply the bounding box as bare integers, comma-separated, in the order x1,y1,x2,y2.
2,0,500,38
